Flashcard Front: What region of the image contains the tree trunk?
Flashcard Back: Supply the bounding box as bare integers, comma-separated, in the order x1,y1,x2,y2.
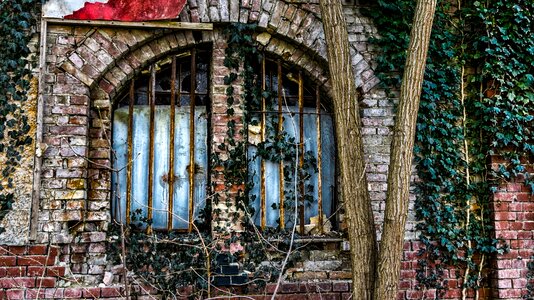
319,1,378,299
374,1,437,299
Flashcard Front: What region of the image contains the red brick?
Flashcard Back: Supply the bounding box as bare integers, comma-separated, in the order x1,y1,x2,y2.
0,256,16,266
280,282,299,293
523,222,534,230
496,288,522,298
494,221,510,230
8,246,27,255
332,281,349,292
48,125,87,135
307,293,340,300
442,289,461,298
5,289,25,300
510,222,523,230
28,245,48,255
27,266,46,276
493,192,515,201
498,268,521,278
70,95,89,105
36,277,57,288
517,211,534,221
398,280,412,289
5,266,26,276
274,295,308,300
518,231,533,239
424,290,437,299
17,255,55,266
49,246,60,257
507,183,523,192
301,281,332,292
46,266,66,277
513,278,527,289
494,212,517,220
26,289,47,299
497,230,518,239
100,287,122,297
264,283,277,294
63,288,83,298
82,287,101,298
496,259,513,269
45,288,64,298
497,278,512,288
0,277,36,288
406,290,423,299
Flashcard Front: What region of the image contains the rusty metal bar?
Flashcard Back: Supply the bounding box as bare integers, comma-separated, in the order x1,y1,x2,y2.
178,63,182,107
188,48,197,232
260,56,267,230
126,80,135,225
147,65,156,233
316,84,323,234
298,71,305,234
167,56,177,230
277,60,285,230
248,110,331,115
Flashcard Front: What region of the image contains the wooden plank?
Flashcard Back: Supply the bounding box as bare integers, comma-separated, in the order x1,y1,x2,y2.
45,18,213,30
29,17,48,240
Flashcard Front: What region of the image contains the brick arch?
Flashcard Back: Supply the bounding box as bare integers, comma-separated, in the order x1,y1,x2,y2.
59,1,378,100
177,0,380,92
74,29,335,103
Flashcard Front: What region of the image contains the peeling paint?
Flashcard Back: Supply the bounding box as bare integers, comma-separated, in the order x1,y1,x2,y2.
44,0,187,21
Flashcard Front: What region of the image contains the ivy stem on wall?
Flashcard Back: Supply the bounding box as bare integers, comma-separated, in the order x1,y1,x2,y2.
460,64,473,300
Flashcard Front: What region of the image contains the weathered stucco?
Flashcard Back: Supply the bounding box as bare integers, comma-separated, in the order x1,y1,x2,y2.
0,75,39,245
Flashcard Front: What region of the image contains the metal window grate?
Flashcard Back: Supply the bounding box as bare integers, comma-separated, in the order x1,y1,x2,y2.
248,57,336,234
112,49,209,232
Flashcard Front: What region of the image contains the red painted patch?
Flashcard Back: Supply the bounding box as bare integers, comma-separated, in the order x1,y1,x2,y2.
65,0,187,21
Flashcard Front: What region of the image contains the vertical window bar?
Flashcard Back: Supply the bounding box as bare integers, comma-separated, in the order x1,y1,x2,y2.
316,84,323,233
147,65,156,233
178,63,182,107
167,56,177,230
277,60,285,230
126,80,135,225
260,56,267,229
298,71,305,234
188,48,197,232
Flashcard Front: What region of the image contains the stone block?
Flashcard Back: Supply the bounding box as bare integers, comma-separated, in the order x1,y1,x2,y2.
303,260,342,271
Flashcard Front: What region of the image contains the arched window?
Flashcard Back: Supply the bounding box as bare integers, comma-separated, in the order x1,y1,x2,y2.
111,49,336,234
248,58,336,234
112,49,210,231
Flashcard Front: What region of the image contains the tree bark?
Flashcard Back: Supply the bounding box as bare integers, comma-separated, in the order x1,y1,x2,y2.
319,1,378,299
374,1,437,299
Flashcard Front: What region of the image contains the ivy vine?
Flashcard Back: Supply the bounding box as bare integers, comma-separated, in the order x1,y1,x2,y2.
365,0,532,297
0,0,39,233
109,23,314,298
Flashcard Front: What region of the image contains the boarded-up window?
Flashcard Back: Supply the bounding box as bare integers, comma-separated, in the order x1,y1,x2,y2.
111,50,336,234
112,49,209,231
248,58,336,233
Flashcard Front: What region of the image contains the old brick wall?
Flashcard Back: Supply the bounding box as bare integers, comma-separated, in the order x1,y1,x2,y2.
491,156,534,299
1,0,531,299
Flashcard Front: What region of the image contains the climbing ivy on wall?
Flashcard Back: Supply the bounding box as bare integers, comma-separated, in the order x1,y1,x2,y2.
109,23,310,298
0,0,39,233
365,0,532,297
